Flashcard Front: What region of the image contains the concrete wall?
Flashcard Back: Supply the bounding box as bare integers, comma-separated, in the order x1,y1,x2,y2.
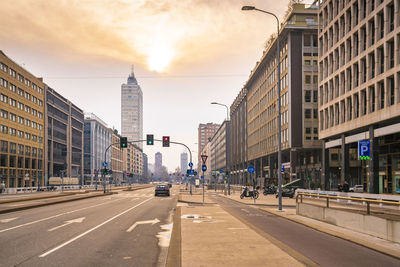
297,203,400,243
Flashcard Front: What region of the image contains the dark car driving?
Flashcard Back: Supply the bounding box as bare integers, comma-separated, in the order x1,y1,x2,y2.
155,184,170,196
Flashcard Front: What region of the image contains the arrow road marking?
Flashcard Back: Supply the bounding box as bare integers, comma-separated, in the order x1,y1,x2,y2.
39,197,154,258
126,218,160,232
0,217,18,223
48,217,85,232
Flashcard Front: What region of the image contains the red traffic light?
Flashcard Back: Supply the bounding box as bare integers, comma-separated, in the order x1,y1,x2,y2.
162,136,170,147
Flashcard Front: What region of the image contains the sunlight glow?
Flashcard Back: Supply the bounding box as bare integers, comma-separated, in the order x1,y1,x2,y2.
147,44,174,72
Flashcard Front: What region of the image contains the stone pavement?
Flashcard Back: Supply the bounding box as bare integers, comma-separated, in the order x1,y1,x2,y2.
177,190,400,265
176,193,311,267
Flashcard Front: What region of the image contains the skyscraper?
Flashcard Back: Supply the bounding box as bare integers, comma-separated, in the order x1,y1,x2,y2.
198,123,220,171
155,152,162,179
180,152,188,175
121,65,143,149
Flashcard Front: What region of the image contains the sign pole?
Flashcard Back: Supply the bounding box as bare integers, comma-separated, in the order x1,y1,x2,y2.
202,170,205,204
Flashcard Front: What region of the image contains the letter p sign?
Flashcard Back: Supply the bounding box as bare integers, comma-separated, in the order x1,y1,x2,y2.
358,140,371,160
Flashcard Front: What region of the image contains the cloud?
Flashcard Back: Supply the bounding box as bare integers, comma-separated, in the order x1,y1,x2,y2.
0,0,287,72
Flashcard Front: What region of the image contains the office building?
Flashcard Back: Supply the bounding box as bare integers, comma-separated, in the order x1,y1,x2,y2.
210,121,231,180
0,51,45,188
45,86,84,183
83,112,111,185
180,152,188,175
111,130,123,184
245,4,321,187
121,66,143,149
230,88,248,185
318,0,400,193
198,123,220,171
155,152,162,179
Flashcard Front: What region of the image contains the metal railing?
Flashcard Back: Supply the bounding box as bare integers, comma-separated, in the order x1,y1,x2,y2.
296,192,400,215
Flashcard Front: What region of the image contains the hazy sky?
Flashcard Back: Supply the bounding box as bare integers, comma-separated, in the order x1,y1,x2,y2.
0,0,308,171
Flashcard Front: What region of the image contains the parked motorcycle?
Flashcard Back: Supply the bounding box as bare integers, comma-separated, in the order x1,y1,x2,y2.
240,186,260,199
263,185,276,195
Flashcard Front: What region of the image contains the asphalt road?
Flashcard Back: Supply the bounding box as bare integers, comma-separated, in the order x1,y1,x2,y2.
0,186,178,267
212,195,400,267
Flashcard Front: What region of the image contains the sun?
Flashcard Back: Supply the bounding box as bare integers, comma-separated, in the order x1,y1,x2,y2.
147,44,174,72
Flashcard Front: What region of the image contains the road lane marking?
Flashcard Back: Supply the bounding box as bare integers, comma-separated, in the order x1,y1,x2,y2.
39,197,154,258
126,218,160,232
48,217,86,232
0,217,18,223
0,198,120,233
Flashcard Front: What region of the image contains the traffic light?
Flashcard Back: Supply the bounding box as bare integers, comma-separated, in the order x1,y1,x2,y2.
146,134,154,145
120,137,128,148
102,168,108,175
162,136,170,147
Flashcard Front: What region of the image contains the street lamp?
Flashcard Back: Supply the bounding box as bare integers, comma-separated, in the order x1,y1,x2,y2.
211,102,229,121
242,5,283,211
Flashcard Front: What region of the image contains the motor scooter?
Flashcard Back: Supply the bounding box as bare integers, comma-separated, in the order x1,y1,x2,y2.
240,186,260,199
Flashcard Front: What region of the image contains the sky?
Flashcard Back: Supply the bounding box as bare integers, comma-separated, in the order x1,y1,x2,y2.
0,0,310,172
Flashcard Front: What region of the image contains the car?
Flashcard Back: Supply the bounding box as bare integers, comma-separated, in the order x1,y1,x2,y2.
155,184,170,196
276,187,296,198
349,185,363,193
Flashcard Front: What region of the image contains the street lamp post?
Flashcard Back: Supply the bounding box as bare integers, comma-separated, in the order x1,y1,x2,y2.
242,5,283,211
211,102,229,121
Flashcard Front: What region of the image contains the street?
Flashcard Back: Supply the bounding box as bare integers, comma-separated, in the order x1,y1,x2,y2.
0,187,177,267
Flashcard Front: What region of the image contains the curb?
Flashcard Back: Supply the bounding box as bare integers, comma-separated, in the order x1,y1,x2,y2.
0,192,80,204
0,192,113,214
177,194,216,205
166,206,181,267
259,207,400,260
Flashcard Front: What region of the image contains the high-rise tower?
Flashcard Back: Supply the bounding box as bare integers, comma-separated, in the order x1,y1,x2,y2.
121,65,143,148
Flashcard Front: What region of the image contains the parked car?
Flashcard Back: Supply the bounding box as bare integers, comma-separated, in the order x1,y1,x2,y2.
276,187,296,198
349,185,363,193
155,184,170,196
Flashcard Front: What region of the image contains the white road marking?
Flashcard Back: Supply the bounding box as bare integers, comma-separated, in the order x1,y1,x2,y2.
0,198,120,233
126,218,160,232
39,197,154,258
48,217,85,232
0,217,18,223
228,227,247,230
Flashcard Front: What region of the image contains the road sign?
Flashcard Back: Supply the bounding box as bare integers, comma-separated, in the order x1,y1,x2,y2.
358,140,371,160
247,165,255,174
102,161,108,167
281,165,285,173
201,175,204,179
189,169,194,175
219,169,223,174
202,164,207,172
188,162,193,167
201,155,208,164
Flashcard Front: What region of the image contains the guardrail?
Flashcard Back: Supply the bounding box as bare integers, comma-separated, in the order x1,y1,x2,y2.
296,192,400,215
1,184,144,194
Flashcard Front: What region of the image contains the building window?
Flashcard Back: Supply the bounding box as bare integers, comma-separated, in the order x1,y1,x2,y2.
313,109,318,119
379,81,385,109
305,109,311,119
388,76,395,106
305,90,311,102
369,85,375,113
305,75,311,84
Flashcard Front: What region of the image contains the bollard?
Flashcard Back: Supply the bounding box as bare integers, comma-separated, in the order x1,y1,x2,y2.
326,197,329,208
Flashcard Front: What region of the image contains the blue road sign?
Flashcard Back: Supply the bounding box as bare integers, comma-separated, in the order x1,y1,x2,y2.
247,165,255,174
358,140,371,160
281,165,285,173
102,162,108,167
189,169,194,175
202,164,207,172
201,175,204,179
188,162,193,167
219,169,223,173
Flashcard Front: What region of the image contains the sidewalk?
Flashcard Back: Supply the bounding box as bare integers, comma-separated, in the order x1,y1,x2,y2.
176,193,311,267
